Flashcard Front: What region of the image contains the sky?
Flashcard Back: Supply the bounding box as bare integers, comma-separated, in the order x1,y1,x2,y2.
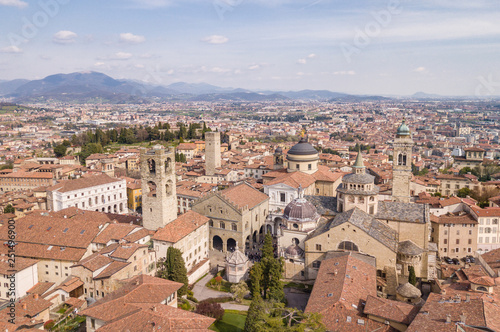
0,0,499,96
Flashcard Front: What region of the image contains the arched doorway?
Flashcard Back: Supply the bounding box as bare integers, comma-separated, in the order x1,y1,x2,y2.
259,225,265,241
227,238,237,252
252,231,257,243
245,235,251,251
213,236,223,251
266,224,273,235
338,241,359,251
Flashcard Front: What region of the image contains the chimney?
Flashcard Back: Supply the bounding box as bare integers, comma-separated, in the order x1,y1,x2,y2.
22,303,27,310
459,313,466,325
34,294,38,299
445,314,451,323
466,294,470,302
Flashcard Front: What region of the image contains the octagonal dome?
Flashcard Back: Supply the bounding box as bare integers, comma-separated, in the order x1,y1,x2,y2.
283,197,319,223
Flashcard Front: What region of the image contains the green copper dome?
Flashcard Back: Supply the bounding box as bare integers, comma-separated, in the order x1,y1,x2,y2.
397,119,411,136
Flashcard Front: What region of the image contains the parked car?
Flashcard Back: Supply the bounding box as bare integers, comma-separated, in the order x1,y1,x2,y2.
443,257,453,264
467,255,475,263
465,257,471,264
452,258,460,265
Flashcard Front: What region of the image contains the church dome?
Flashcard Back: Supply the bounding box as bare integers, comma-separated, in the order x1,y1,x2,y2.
287,137,318,156
274,146,283,155
283,197,319,223
226,247,248,265
397,119,411,136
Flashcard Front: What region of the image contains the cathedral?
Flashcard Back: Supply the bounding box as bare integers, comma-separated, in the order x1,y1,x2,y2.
277,120,437,294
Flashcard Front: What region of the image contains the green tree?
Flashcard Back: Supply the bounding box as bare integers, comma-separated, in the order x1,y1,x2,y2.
457,187,471,198
249,262,263,298
267,258,285,302
53,144,67,157
79,143,103,165
408,266,417,286
244,296,265,332
156,247,189,296
262,233,274,260
459,167,473,175
3,204,15,214
230,280,249,303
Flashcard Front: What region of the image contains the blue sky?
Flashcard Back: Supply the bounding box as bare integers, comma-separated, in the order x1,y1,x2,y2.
0,0,499,95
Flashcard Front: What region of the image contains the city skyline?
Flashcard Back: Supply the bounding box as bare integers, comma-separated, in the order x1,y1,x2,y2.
1,0,499,96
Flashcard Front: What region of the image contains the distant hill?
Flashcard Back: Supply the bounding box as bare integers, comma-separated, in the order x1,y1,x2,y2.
0,71,391,103
0,79,30,95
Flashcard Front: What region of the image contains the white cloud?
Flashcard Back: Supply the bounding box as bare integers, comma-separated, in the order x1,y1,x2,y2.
94,62,106,67
209,67,230,73
297,58,307,64
413,66,428,73
0,0,27,8
1,45,22,53
111,52,133,60
120,33,146,44
202,35,229,44
53,31,77,44
333,70,355,75
248,64,260,70
307,53,316,58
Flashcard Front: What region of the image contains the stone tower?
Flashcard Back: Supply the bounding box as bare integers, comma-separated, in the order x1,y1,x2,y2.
273,147,284,170
392,119,414,203
140,145,177,230
205,132,221,176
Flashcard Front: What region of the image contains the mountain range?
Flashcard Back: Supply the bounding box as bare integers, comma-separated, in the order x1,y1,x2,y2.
0,71,470,104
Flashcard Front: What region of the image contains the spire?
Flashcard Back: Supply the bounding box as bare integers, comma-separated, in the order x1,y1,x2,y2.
353,147,365,168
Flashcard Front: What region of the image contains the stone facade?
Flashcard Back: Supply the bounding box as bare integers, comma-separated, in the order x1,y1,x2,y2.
140,146,177,230
191,183,269,253
205,132,221,176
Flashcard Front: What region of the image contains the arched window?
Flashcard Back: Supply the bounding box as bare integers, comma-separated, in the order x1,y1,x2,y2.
147,159,156,174
220,222,225,229
232,223,237,231
166,180,173,196
398,153,407,166
209,220,213,227
147,181,157,197
348,196,355,203
359,196,365,203
338,241,359,251
165,158,172,172
119,203,123,212
477,286,488,292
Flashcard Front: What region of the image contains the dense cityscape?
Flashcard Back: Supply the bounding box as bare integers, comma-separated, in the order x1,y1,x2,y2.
1,0,500,331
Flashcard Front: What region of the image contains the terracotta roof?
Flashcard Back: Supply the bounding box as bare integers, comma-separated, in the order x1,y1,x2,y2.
81,275,183,322
93,223,143,245
0,255,38,274
264,171,316,189
430,212,477,225
219,182,269,210
304,252,389,332
153,210,209,243
96,303,215,332
407,293,500,332
47,174,123,193
364,295,419,325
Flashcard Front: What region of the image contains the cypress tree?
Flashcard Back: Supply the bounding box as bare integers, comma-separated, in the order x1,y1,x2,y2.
408,266,417,286
262,233,274,259
165,247,189,296
244,295,265,332
249,262,263,298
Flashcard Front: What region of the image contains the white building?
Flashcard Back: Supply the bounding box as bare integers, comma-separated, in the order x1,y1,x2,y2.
469,206,500,253
152,210,210,283
47,174,128,213
0,256,38,300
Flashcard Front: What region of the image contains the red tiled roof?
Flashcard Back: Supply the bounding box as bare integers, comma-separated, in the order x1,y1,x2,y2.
153,211,209,243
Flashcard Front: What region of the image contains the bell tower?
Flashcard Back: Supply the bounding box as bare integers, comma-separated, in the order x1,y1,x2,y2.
392,119,414,203
140,145,177,230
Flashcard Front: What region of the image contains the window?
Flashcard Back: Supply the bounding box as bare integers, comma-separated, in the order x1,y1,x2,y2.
312,261,321,268
468,239,472,244
316,244,322,251
456,239,459,245
296,164,299,169
220,222,225,229
469,230,472,235
444,239,447,244
308,164,312,170
232,223,237,231
444,230,448,235
456,230,460,235
280,193,286,202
